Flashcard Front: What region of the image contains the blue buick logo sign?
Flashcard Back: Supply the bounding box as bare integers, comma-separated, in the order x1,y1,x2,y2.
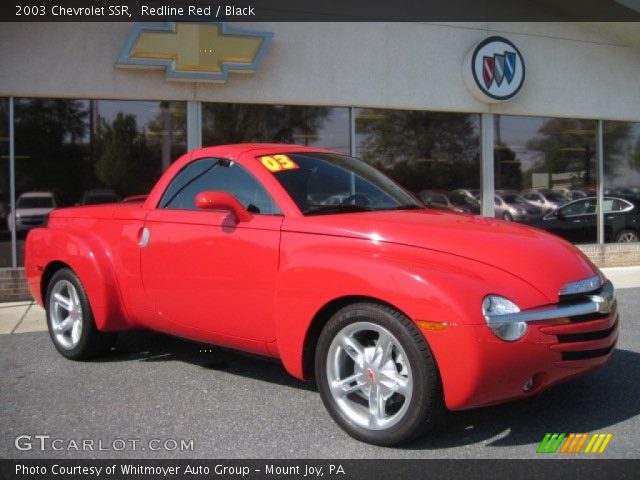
463,36,525,102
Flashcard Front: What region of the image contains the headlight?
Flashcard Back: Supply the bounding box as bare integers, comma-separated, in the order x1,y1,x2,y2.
482,295,528,341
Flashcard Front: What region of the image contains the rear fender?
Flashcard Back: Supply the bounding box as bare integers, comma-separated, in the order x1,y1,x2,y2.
26,225,129,331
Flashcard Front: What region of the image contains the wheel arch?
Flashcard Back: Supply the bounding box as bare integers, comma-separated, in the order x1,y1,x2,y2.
27,227,131,332
300,295,434,380
40,260,72,305
613,226,640,242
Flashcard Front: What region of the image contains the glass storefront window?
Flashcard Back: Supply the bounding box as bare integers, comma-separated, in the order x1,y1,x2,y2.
202,104,350,153
2,98,633,272
0,98,10,267
603,121,640,243
355,109,481,214
494,115,597,244
13,98,187,265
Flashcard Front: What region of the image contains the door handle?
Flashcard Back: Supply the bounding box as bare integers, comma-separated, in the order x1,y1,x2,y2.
138,227,150,247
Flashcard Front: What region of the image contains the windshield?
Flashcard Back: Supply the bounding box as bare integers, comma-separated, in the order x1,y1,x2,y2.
16,196,54,209
264,153,421,215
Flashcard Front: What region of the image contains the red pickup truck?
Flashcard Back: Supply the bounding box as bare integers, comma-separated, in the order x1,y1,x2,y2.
25,144,618,446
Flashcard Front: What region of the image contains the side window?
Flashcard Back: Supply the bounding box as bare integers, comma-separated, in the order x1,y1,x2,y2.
159,158,280,215
603,198,616,213
603,198,631,213
561,199,596,216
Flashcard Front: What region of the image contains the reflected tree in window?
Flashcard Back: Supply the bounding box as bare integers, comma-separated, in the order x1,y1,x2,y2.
95,113,154,196
526,119,596,188
355,110,480,193
527,118,631,191
146,101,187,172
494,142,521,190
14,99,89,206
603,121,638,201
202,104,329,145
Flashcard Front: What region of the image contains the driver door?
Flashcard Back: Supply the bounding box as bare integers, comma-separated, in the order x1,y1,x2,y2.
140,158,282,342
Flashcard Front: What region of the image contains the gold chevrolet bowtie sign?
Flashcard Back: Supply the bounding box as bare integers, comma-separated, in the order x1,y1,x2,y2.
116,22,273,82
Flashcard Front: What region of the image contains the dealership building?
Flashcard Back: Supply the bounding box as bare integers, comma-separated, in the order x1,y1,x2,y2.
1,20,640,300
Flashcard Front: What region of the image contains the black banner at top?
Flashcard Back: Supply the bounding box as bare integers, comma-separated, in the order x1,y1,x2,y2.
2,0,640,22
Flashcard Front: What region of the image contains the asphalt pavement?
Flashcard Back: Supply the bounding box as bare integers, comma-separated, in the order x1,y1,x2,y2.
1,289,639,459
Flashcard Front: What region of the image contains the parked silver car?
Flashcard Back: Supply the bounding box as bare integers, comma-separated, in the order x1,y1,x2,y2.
522,189,567,214
492,191,541,222
8,191,57,232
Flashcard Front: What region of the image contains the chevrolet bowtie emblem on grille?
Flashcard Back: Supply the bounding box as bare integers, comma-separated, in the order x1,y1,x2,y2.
116,22,273,82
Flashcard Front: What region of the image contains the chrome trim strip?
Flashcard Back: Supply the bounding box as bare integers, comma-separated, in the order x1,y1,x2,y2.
487,281,614,325
558,275,603,296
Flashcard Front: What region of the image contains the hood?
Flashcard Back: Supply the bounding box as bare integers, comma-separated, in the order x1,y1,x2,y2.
283,209,598,303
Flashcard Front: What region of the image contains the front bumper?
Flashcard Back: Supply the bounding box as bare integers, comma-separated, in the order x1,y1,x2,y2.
424,281,618,410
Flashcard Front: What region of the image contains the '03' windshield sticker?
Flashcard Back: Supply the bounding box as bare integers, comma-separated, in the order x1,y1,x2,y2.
260,155,299,172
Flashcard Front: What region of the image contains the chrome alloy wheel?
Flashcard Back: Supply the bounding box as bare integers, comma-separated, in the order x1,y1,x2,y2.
618,231,639,242
326,321,413,430
49,279,83,350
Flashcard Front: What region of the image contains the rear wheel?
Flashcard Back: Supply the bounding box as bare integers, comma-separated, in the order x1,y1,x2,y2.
616,229,639,243
46,268,116,360
315,303,443,446
503,212,513,222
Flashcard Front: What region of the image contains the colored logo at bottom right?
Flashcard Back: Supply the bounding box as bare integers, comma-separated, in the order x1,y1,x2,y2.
537,433,613,454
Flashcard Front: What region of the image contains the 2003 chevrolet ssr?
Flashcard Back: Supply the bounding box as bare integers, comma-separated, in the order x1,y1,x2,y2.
25,144,618,445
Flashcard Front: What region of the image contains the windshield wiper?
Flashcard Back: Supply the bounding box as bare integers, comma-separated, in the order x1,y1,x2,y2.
304,204,374,215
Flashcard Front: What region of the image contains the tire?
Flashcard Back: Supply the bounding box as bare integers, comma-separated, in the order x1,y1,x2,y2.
45,268,116,360
315,302,443,446
615,229,639,243
503,212,513,222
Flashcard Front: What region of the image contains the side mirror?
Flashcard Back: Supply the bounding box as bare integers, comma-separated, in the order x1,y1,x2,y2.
195,191,253,222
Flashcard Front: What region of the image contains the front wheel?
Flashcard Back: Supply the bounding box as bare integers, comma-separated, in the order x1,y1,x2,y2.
315,303,443,446
46,268,116,360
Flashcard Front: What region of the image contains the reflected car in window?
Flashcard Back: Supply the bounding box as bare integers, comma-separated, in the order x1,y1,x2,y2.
492,191,542,223
418,190,480,214
79,189,119,205
449,188,480,215
9,191,57,232
122,195,149,204
522,189,567,215
604,187,638,200
537,196,640,243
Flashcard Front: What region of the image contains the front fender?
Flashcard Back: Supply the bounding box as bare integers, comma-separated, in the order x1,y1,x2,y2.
25,222,130,332
274,232,548,407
